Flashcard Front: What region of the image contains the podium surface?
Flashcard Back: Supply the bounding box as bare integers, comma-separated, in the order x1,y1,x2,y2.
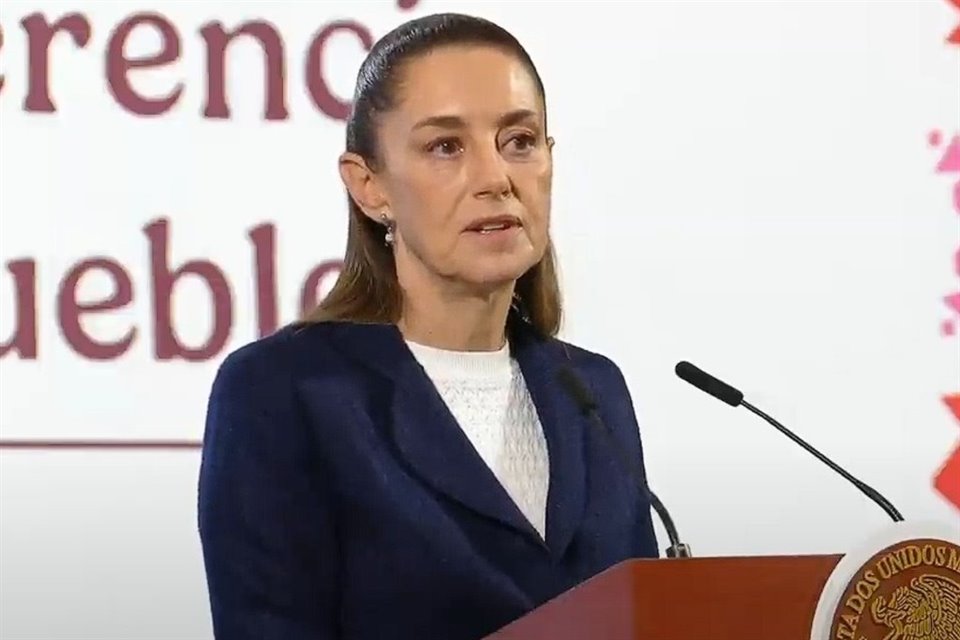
486,555,842,639
486,526,960,640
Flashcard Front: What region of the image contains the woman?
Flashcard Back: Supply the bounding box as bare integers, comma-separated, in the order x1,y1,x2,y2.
198,12,659,640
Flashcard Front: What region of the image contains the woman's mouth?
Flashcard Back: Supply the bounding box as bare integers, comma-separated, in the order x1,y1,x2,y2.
465,216,522,234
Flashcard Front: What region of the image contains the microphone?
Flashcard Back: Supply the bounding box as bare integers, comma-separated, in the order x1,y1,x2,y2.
674,360,904,523
557,366,692,558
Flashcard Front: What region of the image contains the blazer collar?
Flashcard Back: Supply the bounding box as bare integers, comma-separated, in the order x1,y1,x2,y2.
325,318,587,559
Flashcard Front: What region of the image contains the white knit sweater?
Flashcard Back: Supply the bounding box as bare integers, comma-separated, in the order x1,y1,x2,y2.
406,340,550,538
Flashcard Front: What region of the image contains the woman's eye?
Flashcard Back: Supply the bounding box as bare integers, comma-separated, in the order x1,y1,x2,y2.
426,137,463,157
504,133,537,153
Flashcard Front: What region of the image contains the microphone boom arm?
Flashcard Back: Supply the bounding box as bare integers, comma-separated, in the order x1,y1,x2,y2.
741,400,904,522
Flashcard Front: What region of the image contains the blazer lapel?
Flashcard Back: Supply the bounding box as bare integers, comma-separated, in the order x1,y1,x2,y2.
509,320,588,560
327,321,546,546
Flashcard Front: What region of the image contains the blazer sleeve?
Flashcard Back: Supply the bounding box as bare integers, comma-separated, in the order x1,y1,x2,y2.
197,347,340,639
598,358,661,559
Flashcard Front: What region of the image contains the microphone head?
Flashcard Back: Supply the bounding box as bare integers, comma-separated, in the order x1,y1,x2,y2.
556,366,599,413
675,361,744,407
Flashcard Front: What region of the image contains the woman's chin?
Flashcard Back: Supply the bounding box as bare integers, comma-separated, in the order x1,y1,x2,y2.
457,256,539,289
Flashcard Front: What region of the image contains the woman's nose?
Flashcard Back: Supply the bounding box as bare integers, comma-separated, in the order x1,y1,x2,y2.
470,146,512,200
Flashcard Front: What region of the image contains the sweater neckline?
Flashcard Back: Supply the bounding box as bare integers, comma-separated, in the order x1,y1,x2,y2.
405,339,512,380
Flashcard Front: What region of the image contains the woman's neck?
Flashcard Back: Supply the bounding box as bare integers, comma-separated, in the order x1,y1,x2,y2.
397,280,514,352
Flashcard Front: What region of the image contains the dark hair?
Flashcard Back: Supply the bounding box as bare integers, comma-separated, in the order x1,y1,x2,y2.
302,13,562,336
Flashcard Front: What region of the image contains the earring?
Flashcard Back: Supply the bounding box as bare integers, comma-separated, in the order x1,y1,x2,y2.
380,212,395,246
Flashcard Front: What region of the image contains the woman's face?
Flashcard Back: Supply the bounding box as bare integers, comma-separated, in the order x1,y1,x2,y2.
345,44,554,293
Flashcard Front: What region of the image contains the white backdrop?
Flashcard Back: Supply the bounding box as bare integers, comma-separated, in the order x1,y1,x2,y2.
1,0,958,638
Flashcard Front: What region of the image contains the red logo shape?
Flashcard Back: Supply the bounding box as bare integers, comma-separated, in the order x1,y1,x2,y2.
934,393,960,511
949,0,960,45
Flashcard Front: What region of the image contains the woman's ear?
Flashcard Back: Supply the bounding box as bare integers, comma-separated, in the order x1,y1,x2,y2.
339,151,387,222
547,136,556,151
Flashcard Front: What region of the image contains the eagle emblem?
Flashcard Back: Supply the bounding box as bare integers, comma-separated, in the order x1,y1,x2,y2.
870,574,960,640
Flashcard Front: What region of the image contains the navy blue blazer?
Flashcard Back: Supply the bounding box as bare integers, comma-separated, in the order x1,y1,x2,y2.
197,317,659,639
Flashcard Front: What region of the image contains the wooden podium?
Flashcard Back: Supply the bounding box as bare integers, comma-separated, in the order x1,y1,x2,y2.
485,554,843,639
